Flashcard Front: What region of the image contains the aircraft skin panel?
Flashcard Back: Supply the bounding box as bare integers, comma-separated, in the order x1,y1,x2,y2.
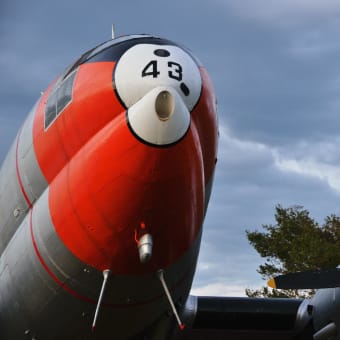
0,100,48,254
0,137,31,252
0,140,29,252
191,67,217,185
17,100,48,203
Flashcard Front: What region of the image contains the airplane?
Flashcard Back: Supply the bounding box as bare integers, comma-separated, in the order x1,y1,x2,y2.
0,32,339,340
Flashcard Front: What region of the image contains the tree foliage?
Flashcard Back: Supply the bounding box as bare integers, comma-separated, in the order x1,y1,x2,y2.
245,205,340,298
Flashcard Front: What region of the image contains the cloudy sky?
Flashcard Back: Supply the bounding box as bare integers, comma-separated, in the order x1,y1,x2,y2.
1,0,340,296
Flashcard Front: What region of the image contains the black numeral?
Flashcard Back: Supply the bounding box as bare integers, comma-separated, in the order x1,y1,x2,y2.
141,60,160,78
168,62,183,81
141,60,184,84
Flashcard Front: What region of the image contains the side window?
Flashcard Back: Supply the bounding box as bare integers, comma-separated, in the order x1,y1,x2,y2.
44,70,77,129
45,90,58,129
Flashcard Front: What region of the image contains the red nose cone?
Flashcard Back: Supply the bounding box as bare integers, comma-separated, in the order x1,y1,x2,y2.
48,108,204,274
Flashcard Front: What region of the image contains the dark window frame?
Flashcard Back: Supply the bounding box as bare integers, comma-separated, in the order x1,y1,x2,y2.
44,69,77,129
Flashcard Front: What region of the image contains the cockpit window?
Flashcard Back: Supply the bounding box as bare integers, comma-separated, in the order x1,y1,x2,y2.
84,36,180,64
44,70,77,129
60,48,95,81
58,35,198,73
84,35,153,61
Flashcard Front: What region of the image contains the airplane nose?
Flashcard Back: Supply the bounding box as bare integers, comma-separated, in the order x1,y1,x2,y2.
127,86,190,146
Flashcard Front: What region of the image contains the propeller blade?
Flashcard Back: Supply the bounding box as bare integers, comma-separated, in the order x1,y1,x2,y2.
267,268,340,289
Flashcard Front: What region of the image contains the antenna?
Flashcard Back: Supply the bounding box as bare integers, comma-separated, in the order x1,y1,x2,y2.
157,269,185,331
111,24,115,39
92,269,111,332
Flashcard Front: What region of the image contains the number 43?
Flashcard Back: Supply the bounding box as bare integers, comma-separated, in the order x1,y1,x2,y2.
141,60,183,82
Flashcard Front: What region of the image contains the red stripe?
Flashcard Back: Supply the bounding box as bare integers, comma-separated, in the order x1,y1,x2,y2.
29,209,95,303
15,128,33,209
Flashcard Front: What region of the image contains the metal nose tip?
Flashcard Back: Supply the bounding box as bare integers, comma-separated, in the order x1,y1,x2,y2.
155,90,174,121
138,234,153,264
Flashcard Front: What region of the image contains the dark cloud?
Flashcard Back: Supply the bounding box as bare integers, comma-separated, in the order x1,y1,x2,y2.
193,1,340,148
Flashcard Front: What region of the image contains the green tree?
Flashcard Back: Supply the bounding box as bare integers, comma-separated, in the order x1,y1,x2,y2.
245,205,340,298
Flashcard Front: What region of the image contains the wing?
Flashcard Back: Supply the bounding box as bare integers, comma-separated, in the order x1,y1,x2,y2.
175,296,314,340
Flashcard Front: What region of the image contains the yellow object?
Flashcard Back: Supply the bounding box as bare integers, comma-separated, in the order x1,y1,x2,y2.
267,278,277,288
